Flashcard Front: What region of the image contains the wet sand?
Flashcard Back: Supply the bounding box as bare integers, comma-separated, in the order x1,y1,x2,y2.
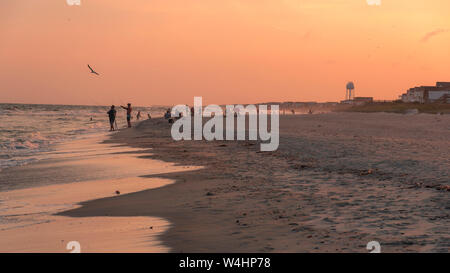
60,113,449,252
0,135,200,252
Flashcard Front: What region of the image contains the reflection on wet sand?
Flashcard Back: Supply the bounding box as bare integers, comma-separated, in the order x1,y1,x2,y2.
0,135,202,253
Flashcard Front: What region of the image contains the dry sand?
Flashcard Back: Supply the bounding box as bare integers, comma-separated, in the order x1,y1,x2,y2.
59,112,449,253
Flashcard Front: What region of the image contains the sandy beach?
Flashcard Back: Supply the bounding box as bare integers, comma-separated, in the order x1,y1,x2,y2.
0,135,200,252
3,0,450,259
55,112,450,253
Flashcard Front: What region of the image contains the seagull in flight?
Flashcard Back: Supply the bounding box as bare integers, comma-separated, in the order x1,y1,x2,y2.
87,64,99,75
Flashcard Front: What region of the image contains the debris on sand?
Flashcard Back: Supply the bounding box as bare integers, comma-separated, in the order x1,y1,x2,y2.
359,169,375,176
409,182,450,192
410,182,424,189
206,192,214,196
292,164,314,170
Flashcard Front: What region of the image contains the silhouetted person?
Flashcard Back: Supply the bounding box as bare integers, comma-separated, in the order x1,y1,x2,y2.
121,103,132,128
164,108,171,119
107,105,117,131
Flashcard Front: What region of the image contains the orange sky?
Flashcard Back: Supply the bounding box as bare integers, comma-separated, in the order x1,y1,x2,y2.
1,0,449,106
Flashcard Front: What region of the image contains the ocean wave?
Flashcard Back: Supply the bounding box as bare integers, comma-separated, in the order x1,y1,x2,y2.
0,103,166,171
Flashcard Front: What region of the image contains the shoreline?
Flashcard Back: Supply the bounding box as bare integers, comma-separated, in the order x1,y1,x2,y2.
60,113,449,252
0,133,201,252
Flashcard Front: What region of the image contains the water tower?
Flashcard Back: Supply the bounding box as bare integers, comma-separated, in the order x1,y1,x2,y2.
346,82,355,100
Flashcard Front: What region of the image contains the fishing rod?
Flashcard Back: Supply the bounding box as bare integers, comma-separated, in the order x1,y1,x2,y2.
112,96,122,131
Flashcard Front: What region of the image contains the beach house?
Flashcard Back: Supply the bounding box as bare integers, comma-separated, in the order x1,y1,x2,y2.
401,82,450,103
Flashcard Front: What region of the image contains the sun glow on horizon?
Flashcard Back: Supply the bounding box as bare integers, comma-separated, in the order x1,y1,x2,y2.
1,0,449,106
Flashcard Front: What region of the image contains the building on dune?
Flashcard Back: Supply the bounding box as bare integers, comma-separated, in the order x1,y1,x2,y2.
352,97,374,105
400,82,450,103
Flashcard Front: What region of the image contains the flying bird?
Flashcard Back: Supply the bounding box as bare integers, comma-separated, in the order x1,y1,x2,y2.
87,64,99,75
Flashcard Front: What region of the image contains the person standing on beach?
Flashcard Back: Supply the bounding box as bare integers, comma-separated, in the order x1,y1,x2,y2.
107,105,117,131
121,103,132,128
164,108,171,119
136,111,141,120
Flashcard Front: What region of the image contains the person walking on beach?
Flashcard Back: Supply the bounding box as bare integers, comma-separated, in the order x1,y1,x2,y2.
107,105,117,131
121,103,132,128
136,111,141,121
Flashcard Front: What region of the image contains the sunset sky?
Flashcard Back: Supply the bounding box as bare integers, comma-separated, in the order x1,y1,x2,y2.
1,0,449,106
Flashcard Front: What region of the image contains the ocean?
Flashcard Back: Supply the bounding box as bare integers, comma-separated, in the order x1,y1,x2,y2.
0,103,167,171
